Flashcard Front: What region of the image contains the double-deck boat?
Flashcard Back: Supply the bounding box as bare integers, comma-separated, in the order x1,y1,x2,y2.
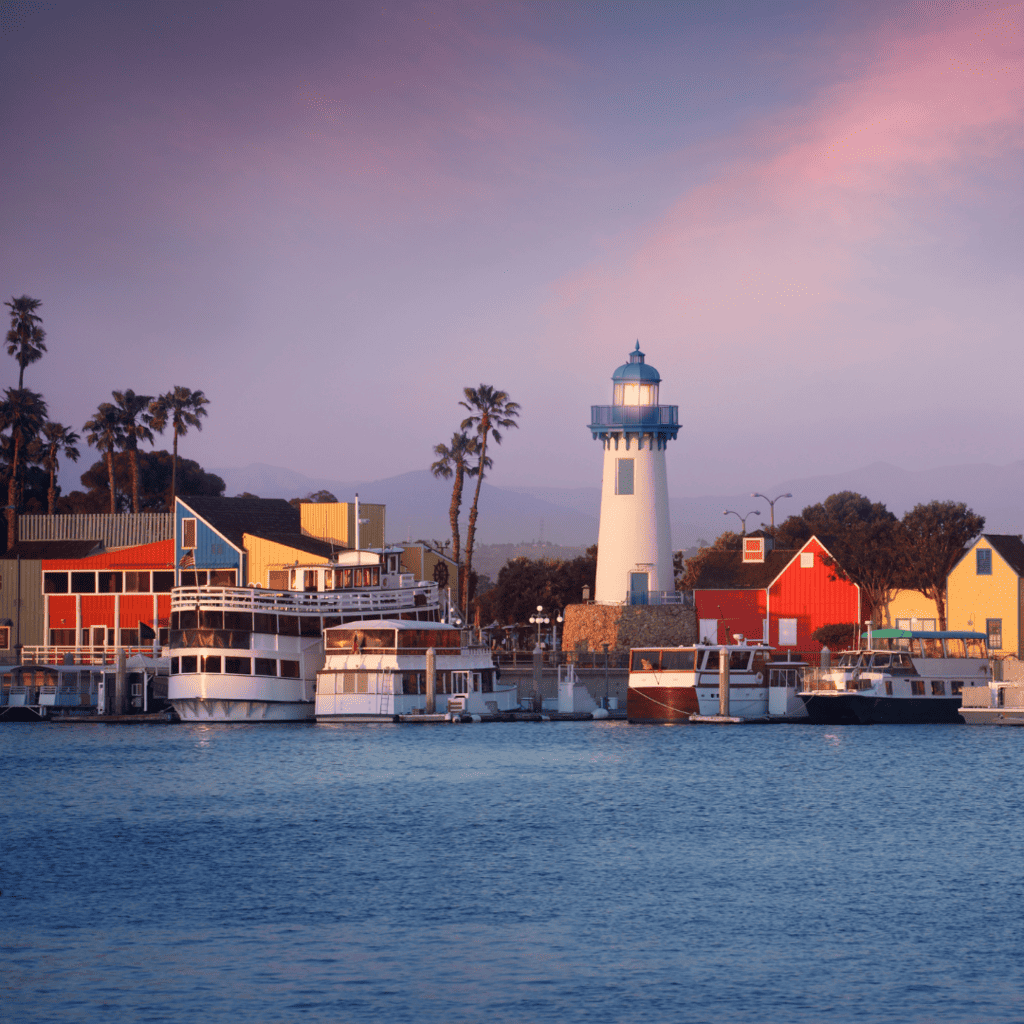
800,629,990,725
627,640,808,723
314,620,518,722
168,548,445,722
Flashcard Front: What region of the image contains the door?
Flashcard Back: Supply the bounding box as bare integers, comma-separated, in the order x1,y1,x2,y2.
629,572,649,606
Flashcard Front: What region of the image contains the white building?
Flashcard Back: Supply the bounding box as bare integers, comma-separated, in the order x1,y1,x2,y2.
590,342,679,604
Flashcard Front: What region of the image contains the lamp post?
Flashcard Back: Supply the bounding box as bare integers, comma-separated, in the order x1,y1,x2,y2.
529,605,550,648
723,509,760,536
750,492,792,530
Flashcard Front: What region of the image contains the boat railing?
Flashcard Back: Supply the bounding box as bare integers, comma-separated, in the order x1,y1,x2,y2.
19,645,169,666
170,584,438,614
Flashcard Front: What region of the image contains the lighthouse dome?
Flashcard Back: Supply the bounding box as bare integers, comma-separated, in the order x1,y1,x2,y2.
611,341,661,384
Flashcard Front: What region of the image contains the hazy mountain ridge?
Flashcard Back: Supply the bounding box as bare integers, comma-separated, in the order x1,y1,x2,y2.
210,460,1024,548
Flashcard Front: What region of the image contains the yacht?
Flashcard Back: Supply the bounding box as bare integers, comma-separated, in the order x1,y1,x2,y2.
168,548,445,722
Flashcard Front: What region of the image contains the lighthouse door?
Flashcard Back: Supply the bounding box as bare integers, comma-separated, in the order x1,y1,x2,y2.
629,573,649,606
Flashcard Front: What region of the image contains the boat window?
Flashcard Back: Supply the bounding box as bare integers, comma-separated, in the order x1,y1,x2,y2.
200,610,223,630
909,640,925,658
177,610,198,630
170,658,179,674
253,613,276,633
871,654,892,668
278,615,300,637
894,654,914,670
255,658,276,676
704,650,720,671
224,611,253,631
480,670,493,693
661,650,696,671
180,656,197,673
280,660,300,678
303,570,318,592
225,657,251,674
965,639,987,658
452,671,470,694
885,680,893,695
911,680,925,695
943,639,965,658
300,616,322,638
631,651,658,672
921,639,943,658
838,653,856,668
202,656,221,673
931,681,945,696
729,651,751,671
951,681,963,695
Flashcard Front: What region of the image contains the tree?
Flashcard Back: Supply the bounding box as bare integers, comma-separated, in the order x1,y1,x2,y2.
677,531,742,588
901,501,984,629
5,296,47,388
149,387,209,511
112,389,154,513
777,492,903,623
289,489,339,508
812,623,859,650
83,403,123,514
474,550,597,627
0,387,48,548
459,385,520,611
40,422,80,515
431,431,483,609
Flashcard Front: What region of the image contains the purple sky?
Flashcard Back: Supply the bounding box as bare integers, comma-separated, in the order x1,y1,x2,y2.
4,0,1022,497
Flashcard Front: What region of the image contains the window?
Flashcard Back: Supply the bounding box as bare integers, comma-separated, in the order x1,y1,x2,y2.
800,552,814,568
0,625,9,650
616,458,634,495
123,571,151,593
180,656,198,673
911,680,925,695
631,651,659,672
202,656,221,673
253,613,276,633
977,548,992,575
278,615,299,636
987,619,1002,650
268,570,289,590
661,650,696,671
71,572,96,594
181,518,197,549
779,619,797,646
931,681,945,696
49,628,75,645
43,572,69,594
885,681,893,696
225,657,251,674
209,570,236,587
119,628,139,647
952,681,963,696
152,572,174,593
254,658,277,676
98,572,122,593
280,660,300,678
170,658,179,674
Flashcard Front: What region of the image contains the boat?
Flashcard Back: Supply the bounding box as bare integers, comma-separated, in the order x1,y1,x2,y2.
959,681,1024,725
799,628,990,725
168,548,445,723
627,638,808,723
315,619,518,722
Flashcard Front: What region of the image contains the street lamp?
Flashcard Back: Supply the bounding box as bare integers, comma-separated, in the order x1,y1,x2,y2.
750,492,792,530
552,611,564,655
723,509,760,535
529,605,550,648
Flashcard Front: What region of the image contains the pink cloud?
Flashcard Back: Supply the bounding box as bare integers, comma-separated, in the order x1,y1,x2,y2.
550,2,1023,360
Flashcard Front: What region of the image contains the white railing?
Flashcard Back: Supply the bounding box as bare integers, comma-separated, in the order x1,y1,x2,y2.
170,583,440,615
19,646,169,666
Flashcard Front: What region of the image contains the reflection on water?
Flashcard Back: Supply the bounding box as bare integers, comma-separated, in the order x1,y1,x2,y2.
3,721,1024,1023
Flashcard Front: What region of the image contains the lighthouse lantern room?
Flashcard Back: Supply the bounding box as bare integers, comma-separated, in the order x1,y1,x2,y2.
589,342,679,605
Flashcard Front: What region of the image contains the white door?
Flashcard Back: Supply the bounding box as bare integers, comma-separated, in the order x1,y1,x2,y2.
699,619,719,645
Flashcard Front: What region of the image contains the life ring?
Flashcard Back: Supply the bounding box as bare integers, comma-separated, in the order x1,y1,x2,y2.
755,671,764,684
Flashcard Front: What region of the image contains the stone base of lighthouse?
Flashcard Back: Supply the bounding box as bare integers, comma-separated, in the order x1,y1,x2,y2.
562,603,697,653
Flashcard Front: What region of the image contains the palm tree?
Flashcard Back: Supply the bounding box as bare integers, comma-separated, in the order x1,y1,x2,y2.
458,385,520,611
431,432,487,610
5,296,47,388
0,388,48,548
149,387,209,511
112,389,154,513
41,422,81,515
83,403,124,514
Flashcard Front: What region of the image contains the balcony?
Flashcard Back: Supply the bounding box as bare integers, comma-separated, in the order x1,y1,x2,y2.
589,405,679,439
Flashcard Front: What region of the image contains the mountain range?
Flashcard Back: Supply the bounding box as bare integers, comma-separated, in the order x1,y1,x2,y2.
210,460,1024,549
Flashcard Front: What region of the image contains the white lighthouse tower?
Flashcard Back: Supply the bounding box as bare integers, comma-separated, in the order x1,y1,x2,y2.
590,342,679,604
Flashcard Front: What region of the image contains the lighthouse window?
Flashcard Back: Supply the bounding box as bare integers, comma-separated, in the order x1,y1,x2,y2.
616,459,634,495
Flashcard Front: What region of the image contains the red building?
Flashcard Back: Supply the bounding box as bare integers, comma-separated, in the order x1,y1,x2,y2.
689,534,860,653
40,539,175,653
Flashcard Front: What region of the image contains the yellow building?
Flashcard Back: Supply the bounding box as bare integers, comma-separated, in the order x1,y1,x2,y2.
399,543,458,591
886,590,940,630
947,534,1024,658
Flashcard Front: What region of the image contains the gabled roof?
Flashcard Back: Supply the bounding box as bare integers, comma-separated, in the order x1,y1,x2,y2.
982,534,1024,576
3,539,102,560
178,496,299,549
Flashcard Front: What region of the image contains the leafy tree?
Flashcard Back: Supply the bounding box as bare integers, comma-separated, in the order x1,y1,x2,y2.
5,296,46,388
83,402,123,514
900,501,984,629
288,489,339,508
677,531,742,588
431,431,483,610
459,385,520,611
40,422,80,515
812,623,859,650
474,550,597,627
0,387,48,547
59,450,224,513
149,387,209,511
112,389,154,513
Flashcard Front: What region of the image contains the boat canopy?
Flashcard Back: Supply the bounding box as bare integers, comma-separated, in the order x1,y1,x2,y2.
868,629,988,641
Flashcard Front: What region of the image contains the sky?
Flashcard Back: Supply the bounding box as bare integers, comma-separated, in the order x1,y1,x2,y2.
3,0,1022,499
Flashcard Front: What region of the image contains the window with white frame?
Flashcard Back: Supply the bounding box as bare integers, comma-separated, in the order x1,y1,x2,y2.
699,619,719,645
800,552,814,568
181,517,197,549
779,618,797,646
987,618,1002,650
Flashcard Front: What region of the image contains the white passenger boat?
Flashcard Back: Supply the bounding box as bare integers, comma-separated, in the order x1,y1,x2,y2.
168,548,445,722
315,620,518,722
627,640,807,723
800,629,990,725
959,681,1024,725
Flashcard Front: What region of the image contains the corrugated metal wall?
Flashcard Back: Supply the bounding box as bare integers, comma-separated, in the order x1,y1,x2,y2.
300,503,385,549
244,534,329,587
0,558,45,659
20,514,173,548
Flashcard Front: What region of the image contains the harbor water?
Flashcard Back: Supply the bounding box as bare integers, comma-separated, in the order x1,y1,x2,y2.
3,720,1023,1023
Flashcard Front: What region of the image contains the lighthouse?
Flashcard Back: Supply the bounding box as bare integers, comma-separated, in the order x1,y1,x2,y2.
589,342,679,604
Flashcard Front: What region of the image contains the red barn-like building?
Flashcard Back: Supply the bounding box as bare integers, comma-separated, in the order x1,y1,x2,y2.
40,539,175,652
689,535,860,653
